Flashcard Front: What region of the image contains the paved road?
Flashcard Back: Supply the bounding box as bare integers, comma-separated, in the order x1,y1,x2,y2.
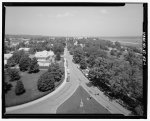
56,86,110,114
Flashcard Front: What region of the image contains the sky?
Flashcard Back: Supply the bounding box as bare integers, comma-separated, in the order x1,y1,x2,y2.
5,4,143,37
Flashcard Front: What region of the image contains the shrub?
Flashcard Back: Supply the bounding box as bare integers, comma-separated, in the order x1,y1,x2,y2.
15,80,26,95
4,82,12,93
7,68,20,81
19,55,31,72
37,72,55,92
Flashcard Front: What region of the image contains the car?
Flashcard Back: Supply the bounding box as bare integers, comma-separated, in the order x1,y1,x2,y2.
67,75,70,82
67,69,70,74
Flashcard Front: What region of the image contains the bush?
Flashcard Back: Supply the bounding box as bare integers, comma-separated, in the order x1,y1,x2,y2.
4,82,12,93
15,80,26,95
19,55,31,72
37,72,55,92
7,68,20,81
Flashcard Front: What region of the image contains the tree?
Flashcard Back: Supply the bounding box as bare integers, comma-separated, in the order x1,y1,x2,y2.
88,66,112,86
134,104,143,116
73,49,84,64
115,41,121,49
80,59,87,69
11,50,26,64
7,68,20,81
4,82,12,94
87,55,96,68
19,55,31,72
48,63,64,82
4,64,9,69
110,49,117,56
55,52,61,61
37,72,55,92
15,80,26,95
52,43,64,55
28,57,39,73
29,48,36,54
124,50,138,66
7,57,16,67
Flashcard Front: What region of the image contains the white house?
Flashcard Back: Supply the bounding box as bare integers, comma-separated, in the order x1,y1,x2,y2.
74,41,78,46
35,50,54,66
19,48,30,53
4,53,13,64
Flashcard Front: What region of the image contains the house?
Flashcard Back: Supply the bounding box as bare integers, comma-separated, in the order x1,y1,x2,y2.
35,50,54,66
4,53,13,64
18,48,30,53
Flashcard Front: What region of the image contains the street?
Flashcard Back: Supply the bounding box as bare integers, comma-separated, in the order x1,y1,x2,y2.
56,86,110,114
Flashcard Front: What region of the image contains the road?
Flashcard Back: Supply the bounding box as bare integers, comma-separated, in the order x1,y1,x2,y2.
6,46,130,115
56,86,110,114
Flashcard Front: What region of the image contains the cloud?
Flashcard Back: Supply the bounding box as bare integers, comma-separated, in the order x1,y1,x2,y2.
100,9,109,14
56,12,74,18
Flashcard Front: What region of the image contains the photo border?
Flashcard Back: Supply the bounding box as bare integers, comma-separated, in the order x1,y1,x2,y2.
2,2,148,119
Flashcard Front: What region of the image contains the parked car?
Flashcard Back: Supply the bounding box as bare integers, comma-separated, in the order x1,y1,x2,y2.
67,68,70,74
67,75,70,82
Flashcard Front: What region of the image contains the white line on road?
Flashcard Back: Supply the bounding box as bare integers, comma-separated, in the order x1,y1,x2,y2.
80,99,84,108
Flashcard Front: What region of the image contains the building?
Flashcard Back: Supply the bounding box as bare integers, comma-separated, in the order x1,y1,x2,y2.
18,48,30,53
4,53,13,64
35,50,54,66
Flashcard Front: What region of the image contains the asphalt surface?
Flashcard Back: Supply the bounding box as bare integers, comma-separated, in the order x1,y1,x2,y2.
56,86,110,114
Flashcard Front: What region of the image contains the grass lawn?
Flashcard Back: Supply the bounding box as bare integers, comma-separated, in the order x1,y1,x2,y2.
5,69,64,107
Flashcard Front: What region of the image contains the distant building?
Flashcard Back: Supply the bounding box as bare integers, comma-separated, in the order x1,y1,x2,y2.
10,43,19,47
74,41,78,46
18,48,30,53
35,50,54,66
24,41,29,45
4,53,13,64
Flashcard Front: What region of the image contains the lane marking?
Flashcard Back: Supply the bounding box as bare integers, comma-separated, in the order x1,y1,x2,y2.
80,99,83,107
